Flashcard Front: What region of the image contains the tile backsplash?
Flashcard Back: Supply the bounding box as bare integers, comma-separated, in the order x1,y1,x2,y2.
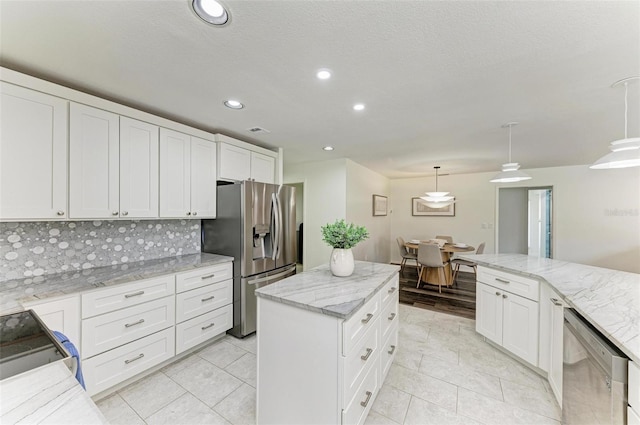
0,220,201,283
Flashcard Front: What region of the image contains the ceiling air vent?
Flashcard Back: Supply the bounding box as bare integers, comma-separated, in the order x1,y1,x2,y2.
247,127,270,134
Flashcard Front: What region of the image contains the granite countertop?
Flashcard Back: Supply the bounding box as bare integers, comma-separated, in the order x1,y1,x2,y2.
0,253,233,313
255,261,400,319
0,360,107,424
460,253,640,363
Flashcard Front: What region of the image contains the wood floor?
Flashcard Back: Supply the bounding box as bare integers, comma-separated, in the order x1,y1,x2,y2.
396,262,476,320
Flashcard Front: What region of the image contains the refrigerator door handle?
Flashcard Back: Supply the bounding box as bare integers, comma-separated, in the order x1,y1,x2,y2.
246,265,296,286
271,192,279,261
276,188,283,260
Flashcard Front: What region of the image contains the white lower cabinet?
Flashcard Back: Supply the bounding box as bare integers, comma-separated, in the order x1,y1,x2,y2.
629,362,640,425
176,304,232,354
22,295,81,351
539,283,565,405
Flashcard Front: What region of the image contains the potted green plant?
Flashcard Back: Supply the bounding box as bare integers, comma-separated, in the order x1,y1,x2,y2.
321,219,369,276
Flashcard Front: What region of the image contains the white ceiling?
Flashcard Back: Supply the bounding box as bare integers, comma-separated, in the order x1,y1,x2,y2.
1,1,639,178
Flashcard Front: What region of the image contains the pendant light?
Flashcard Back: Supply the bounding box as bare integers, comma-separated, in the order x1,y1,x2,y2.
420,166,456,208
490,122,532,183
590,76,640,169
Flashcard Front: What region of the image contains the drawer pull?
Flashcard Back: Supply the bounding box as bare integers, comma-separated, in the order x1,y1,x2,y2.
361,313,374,324
550,297,563,306
495,278,510,284
201,274,216,280
388,287,397,294
124,318,145,328
124,353,144,364
360,391,373,407
388,345,396,355
502,294,508,299
388,312,396,321
201,322,215,330
124,290,145,298
361,348,373,361
201,295,216,302
495,291,501,296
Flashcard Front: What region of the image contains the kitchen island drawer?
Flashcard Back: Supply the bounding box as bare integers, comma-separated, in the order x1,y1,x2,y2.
82,275,175,319
380,276,399,308
175,304,232,354
380,291,398,342
343,293,380,357
342,317,379,406
176,262,232,293
477,266,539,301
82,296,175,358
176,279,233,323
381,321,398,381
341,359,379,425
83,327,175,396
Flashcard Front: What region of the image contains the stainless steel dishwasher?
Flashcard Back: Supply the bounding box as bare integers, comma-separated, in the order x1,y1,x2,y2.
562,308,628,424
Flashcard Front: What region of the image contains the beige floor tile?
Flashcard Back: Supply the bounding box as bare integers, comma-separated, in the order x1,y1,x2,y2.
214,383,256,425
199,340,249,369
224,334,257,354
224,352,257,388
392,345,423,371
364,410,402,425
500,379,561,420
404,395,483,425
118,371,186,419
94,393,145,425
399,334,459,366
385,364,458,411
164,356,243,407
146,393,230,425
370,384,411,424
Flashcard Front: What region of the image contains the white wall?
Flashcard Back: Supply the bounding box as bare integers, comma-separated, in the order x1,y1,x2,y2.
390,165,640,273
346,159,391,264
285,159,347,270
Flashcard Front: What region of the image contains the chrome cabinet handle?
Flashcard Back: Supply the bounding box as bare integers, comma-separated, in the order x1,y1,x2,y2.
193,212,197,216
361,313,374,324
502,294,508,299
388,345,396,355
125,290,145,298
201,274,216,280
125,318,145,328
550,297,563,306
122,211,128,216
124,353,144,364
388,287,397,294
201,295,215,302
495,291,501,296
495,278,510,284
201,323,215,330
56,210,65,216
360,391,373,407
186,212,191,216
112,211,118,216
361,348,373,361
388,312,396,321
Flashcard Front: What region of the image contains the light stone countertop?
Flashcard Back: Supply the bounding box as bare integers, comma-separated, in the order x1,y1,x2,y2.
0,253,233,314
0,360,108,424
255,261,400,319
460,253,640,364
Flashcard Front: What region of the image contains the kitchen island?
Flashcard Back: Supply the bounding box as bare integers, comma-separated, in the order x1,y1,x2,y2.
255,261,400,425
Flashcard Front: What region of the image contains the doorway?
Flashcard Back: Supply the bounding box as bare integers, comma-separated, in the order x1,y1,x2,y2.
498,186,553,258
289,182,304,272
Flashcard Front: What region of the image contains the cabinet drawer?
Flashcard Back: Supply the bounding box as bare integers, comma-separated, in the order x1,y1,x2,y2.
630,361,640,412
341,359,379,425
381,321,398,381
176,304,233,354
82,275,175,319
176,279,233,323
380,294,398,343
477,267,539,301
342,317,379,406
83,327,175,396
343,294,380,357
380,275,399,308
82,296,175,358
176,262,233,293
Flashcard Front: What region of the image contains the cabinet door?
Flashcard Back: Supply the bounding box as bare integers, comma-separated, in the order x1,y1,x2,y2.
23,295,81,351
120,117,159,218
548,295,564,405
251,151,276,184
475,282,503,345
502,292,539,366
159,128,191,218
69,103,119,218
190,137,217,218
218,142,251,181
0,82,68,219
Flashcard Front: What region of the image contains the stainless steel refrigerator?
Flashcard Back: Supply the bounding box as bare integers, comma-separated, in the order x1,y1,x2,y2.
202,181,296,338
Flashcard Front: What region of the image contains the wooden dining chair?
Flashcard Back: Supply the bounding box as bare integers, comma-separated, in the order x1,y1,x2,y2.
451,242,485,283
417,242,448,293
396,236,418,274
435,235,453,243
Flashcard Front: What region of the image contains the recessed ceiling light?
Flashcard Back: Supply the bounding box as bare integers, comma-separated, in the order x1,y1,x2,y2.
353,103,365,111
316,69,332,80
192,0,229,25
323,146,334,151
224,100,244,109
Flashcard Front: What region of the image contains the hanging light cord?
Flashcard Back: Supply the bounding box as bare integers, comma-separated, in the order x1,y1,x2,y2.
624,82,628,139
508,125,512,162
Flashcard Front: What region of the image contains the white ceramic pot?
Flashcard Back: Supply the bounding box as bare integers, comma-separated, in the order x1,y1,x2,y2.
330,248,355,277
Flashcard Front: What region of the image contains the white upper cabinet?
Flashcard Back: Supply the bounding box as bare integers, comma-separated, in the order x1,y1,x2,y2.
0,82,68,220
251,151,276,184
218,142,251,181
119,117,159,218
160,129,216,218
69,103,120,219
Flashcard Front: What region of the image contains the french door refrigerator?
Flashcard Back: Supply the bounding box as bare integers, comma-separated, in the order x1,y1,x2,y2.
202,181,296,338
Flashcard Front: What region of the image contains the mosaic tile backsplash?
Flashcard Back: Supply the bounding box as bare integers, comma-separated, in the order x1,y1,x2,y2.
0,220,201,283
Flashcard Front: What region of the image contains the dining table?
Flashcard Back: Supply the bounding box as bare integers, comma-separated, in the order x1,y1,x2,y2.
404,241,475,287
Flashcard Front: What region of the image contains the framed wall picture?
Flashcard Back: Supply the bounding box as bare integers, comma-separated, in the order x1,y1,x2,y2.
372,195,388,216
412,197,455,216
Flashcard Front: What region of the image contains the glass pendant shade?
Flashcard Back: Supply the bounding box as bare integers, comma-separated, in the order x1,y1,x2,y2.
419,166,455,208
491,122,532,183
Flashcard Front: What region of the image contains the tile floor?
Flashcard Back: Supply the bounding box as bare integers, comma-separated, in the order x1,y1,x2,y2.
96,304,560,425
